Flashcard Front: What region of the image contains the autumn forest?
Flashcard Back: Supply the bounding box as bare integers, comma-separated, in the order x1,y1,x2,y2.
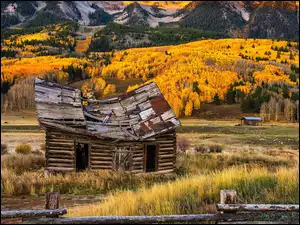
1,22,299,122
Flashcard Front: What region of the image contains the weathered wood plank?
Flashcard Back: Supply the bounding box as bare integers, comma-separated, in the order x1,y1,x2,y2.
47,163,74,168
159,154,174,158
91,161,112,165
91,144,113,149
90,166,112,170
90,153,112,157
90,156,112,161
46,167,74,172
158,162,173,167
48,150,74,155
45,193,60,210
91,148,112,153
46,139,74,144
155,141,174,144
132,157,143,161
20,213,257,224
1,209,67,219
220,190,237,205
47,143,74,147
218,222,289,224
48,159,74,163
216,204,299,212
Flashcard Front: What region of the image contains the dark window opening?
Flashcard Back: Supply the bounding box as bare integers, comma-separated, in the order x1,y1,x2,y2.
146,144,157,172
75,143,89,171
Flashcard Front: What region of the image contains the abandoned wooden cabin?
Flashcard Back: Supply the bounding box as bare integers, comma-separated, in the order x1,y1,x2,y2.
34,78,180,174
241,117,263,126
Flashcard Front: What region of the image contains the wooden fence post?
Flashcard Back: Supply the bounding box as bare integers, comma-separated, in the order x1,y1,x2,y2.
45,192,60,218
220,190,237,215
220,190,237,205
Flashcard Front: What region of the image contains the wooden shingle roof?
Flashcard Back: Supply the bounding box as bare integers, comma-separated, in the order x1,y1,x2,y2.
35,78,180,141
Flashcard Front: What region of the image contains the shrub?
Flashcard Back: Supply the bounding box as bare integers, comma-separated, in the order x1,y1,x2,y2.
194,144,224,153
194,144,208,153
208,144,224,153
1,144,8,155
176,136,190,153
15,144,31,155
1,154,45,174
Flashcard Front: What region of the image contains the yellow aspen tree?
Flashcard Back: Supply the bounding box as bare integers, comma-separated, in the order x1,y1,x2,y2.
184,100,193,116
103,84,116,96
194,97,201,110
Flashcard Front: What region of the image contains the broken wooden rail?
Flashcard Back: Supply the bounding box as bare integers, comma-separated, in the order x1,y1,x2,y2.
216,204,299,213
1,191,298,224
1,209,67,219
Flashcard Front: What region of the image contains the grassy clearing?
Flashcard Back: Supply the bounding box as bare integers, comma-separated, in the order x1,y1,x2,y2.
1,132,45,153
1,109,39,125
1,154,45,175
178,120,299,151
176,150,298,175
1,165,175,196
67,166,299,216
1,118,298,214
1,150,298,197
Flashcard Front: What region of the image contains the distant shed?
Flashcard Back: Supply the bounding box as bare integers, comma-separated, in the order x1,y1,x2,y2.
34,78,180,174
241,117,263,126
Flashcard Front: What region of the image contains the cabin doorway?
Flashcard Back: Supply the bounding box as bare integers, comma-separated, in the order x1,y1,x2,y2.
75,143,89,171
145,144,157,172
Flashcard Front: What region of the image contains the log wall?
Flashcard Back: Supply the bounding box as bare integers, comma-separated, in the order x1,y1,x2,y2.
155,132,176,174
45,130,176,174
46,130,76,172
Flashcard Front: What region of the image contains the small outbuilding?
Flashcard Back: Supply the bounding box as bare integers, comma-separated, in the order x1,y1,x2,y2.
241,116,263,126
34,78,180,174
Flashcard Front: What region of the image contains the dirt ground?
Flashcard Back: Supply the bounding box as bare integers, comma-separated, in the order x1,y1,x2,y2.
1,194,105,210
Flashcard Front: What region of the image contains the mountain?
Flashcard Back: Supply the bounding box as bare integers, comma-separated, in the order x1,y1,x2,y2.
180,1,249,37
247,1,299,39
1,1,299,39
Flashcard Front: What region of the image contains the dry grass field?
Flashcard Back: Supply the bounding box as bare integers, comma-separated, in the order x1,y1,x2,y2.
1,108,298,216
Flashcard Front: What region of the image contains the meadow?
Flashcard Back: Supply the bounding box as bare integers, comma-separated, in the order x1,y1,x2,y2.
1,116,298,215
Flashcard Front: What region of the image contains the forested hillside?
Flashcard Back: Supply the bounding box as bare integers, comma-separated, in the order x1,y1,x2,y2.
1,21,299,122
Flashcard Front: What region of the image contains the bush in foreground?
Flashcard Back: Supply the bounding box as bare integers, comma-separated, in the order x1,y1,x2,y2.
15,144,31,155
176,136,191,153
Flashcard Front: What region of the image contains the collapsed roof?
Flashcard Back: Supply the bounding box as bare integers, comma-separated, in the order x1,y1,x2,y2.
34,78,180,141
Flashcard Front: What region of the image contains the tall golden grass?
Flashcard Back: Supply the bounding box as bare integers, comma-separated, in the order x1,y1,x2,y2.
1,166,174,196
1,150,298,197
176,150,297,175
67,166,299,216
1,154,45,174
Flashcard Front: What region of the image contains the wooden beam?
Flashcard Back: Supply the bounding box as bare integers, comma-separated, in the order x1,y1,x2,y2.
1,209,67,219
48,159,74,163
19,213,258,224
46,167,74,172
216,204,299,212
218,221,289,224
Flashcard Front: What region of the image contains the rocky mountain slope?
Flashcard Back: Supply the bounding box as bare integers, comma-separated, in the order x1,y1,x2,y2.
1,1,299,39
